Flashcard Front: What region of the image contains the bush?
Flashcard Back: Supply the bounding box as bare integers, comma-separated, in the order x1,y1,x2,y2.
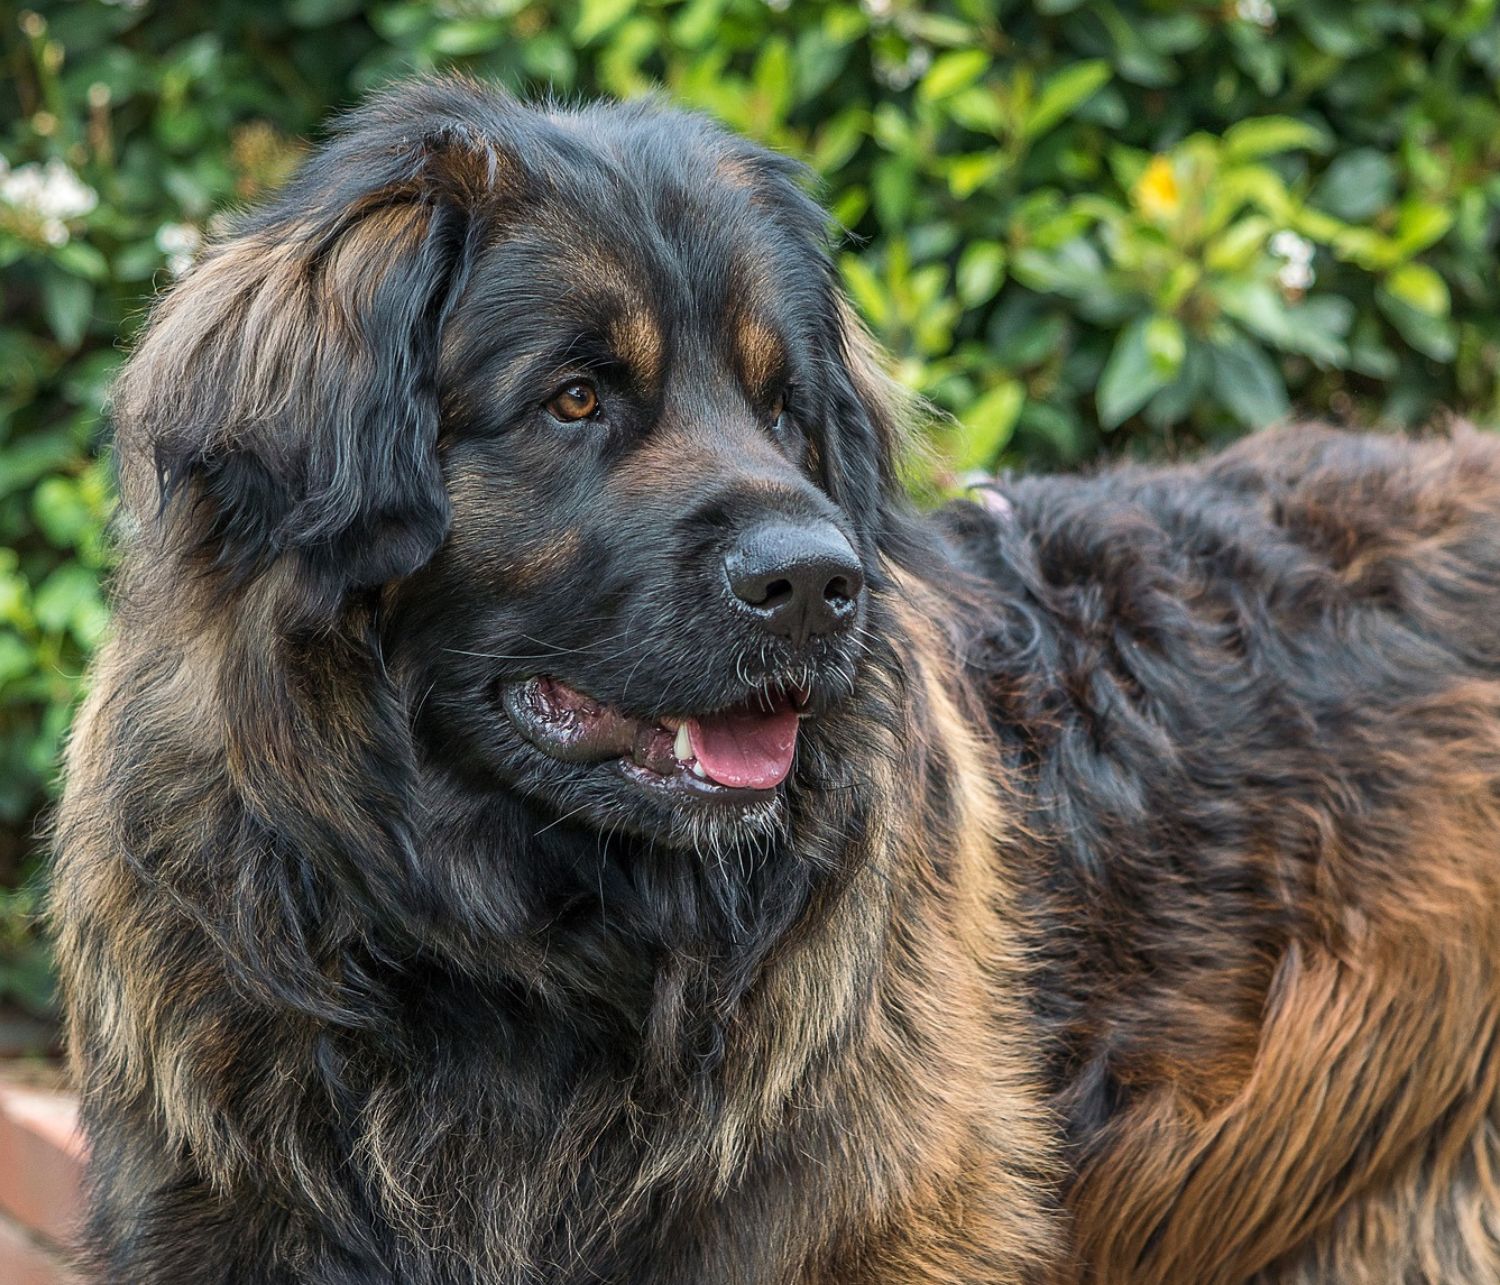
3,0,1498,1007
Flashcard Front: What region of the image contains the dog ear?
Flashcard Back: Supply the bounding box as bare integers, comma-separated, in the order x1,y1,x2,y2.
112,85,507,616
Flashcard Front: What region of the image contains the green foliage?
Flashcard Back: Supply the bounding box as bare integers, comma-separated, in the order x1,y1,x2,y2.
0,882,53,1017
3,0,1500,992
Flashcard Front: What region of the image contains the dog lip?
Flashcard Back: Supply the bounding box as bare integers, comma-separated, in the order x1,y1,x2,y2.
499,674,806,794
501,676,639,765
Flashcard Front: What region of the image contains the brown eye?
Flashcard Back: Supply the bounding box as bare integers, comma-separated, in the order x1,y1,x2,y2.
546,381,599,422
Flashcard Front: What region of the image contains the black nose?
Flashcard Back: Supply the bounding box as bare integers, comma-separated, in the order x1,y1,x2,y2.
724,522,864,645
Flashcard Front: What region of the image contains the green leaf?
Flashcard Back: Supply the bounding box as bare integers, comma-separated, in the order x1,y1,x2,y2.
1091,5,1179,87
1223,115,1331,160
0,632,33,687
670,0,726,48
1024,60,1111,140
1295,0,1380,57
1384,263,1450,318
0,437,80,502
574,0,634,44
429,20,509,56
1010,399,1081,461
1285,296,1356,362
1312,148,1397,222
1208,335,1290,428
42,273,95,350
1098,318,1174,429
810,108,868,174
1143,342,1209,429
520,32,577,84
955,381,1025,469
288,0,365,26
31,477,95,550
752,38,794,121
989,302,1067,369
32,563,103,641
1215,282,1351,364
956,242,1007,307
948,152,1007,199
918,50,989,102
51,241,109,282
871,102,912,153
903,13,979,46
839,256,888,331
871,157,915,228
947,86,1004,135
1011,239,1135,324
1393,203,1454,257
1205,215,1273,272
1346,313,1400,380
1377,288,1457,361
829,188,868,230
1143,316,1186,376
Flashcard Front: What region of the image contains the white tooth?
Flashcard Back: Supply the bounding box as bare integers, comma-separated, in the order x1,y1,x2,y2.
674,723,692,761
691,761,708,779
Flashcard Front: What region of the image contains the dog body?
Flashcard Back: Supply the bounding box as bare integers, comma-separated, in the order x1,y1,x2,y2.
958,428,1500,1282
52,79,1500,1283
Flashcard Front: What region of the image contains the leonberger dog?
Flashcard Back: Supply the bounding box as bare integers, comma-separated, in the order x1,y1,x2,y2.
52,77,1500,1284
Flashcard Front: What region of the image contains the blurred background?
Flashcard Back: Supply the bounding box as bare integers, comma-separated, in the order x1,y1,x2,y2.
2,0,1498,1042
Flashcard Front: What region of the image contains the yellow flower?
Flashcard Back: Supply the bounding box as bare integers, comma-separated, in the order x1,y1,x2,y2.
1135,155,1180,221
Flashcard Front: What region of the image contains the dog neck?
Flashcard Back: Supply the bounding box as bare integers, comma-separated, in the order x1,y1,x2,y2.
59,539,1059,1281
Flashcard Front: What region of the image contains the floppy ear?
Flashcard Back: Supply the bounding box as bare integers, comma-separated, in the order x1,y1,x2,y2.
112,91,504,615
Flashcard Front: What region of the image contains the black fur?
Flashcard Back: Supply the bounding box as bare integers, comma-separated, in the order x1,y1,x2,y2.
53,77,1500,1285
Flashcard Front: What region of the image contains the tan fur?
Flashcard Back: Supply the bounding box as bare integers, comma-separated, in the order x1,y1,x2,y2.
52,78,1500,1285
54,258,1062,1281
1055,427,1500,1284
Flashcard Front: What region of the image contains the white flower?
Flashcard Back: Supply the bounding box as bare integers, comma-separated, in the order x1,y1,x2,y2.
763,0,792,10
861,0,894,21
1270,230,1313,264
874,44,931,90
1235,0,1276,28
1276,259,1314,291
1270,230,1315,292
0,158,97,247
155,221,202,276
0,158,98,221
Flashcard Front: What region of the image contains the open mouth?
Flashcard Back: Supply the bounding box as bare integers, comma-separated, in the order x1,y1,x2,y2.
502,676,809,802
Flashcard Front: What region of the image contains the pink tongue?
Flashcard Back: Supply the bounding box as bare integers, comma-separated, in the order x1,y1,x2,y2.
686,705,800,790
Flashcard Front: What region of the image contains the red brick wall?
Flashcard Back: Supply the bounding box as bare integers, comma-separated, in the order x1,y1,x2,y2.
0,1081,84,1284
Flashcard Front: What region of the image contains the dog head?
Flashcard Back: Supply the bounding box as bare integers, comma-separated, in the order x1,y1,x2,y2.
113,77,913,855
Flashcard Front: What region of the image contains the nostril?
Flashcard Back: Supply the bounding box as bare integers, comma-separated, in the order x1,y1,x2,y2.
759,578,795,610
824,564,864,610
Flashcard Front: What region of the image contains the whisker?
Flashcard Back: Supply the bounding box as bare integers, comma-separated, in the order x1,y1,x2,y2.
442,629,640,666
533,798,597,838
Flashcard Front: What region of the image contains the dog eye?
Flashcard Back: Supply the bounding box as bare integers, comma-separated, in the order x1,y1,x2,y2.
545,381,600,423
769,391,789,432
